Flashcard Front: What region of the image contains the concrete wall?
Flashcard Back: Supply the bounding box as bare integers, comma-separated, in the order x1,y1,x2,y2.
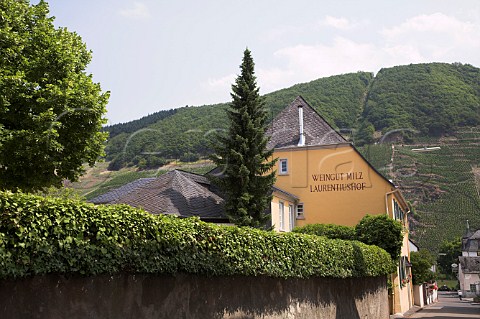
413,284,425,307
0,273,388,319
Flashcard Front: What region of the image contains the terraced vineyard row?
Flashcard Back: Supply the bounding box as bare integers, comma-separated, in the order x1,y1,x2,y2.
360,128,480,252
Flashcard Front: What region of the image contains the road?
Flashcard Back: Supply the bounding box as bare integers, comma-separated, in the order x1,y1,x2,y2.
408,291,480,318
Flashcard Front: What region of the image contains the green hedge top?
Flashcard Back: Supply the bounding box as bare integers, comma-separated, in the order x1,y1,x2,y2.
292,223,356,240
0,191,394,279
294,214,404,262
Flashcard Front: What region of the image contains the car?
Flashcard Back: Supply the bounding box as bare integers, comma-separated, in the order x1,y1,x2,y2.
438,285,450,291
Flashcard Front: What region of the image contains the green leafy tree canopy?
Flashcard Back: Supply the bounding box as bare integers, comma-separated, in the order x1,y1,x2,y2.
211,49,276,228
0,0,109,192
437,237,462,276
355,214,404,262
410,250,436,285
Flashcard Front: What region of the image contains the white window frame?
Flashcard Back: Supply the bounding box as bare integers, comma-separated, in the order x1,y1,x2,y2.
288,204,294,231
279,202,285,231
279,159,288,175
296,203,304,219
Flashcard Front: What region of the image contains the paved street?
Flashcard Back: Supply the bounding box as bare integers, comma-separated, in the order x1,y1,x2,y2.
408,292,480,318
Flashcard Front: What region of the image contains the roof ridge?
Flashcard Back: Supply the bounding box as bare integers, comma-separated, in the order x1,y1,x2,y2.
89,177,157,204
295,95,347,143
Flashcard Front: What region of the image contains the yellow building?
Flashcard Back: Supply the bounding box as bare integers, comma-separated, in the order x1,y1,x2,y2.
267,96,413,315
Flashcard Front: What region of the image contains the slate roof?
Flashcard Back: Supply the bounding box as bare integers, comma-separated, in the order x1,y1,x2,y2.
459,256,480,273
266,96,346,149
463,229,480,253
469,229,480,240
90,177,156,204
89,170,226,220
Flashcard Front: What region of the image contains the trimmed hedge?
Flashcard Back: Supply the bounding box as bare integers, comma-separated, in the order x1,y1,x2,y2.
0,191,394,279
294,215,404,262
292,223,356,240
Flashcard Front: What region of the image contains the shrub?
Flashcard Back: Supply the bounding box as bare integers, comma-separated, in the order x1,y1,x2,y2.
107,155,126,171
0,191,393,279
293,223,356,240
179,152,200,163
355,214,404,261
294,215,404,264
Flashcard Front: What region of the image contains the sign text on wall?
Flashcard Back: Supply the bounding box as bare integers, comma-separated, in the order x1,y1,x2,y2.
309,172,366,192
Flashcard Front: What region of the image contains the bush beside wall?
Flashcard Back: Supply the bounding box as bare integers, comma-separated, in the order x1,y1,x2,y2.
0,191,394,279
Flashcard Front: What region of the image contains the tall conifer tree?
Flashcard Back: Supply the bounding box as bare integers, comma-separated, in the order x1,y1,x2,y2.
211,49,276,228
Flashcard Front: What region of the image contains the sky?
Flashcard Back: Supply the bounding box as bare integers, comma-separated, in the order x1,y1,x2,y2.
39,0,480,125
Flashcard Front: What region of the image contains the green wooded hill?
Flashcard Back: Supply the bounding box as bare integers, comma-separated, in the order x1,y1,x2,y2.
104,62,479,169
365,63,480,136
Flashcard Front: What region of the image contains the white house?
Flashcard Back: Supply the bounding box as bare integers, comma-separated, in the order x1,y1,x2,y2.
458,227,480,297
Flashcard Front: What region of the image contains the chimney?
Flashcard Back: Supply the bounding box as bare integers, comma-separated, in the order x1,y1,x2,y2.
297,105,305,146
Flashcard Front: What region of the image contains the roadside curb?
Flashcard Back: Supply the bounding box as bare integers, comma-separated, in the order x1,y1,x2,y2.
390,305,423,318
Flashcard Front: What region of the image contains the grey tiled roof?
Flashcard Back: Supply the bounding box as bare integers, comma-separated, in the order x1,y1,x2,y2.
266,96,346,149
175,169,211,186
459,256,480,273
89,170,226,220
90,177,156,204
272,186,299,202
462,229,480,252
469,229,480,239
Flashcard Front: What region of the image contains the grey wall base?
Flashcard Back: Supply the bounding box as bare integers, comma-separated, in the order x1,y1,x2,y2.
0,273,388,319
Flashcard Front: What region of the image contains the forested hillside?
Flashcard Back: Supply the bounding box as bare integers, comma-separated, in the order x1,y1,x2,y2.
104,109,177,139
105,71,373,170
364,63,480,136
104,63,479,170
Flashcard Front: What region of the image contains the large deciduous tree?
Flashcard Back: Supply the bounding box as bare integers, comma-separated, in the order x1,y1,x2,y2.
211,49,276,228
410,250,436,285
0,0,109,192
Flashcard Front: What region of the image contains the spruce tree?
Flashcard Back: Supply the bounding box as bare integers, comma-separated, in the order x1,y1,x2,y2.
211,49,276,228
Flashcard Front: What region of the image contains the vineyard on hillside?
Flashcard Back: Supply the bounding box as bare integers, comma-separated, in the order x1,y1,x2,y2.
360,128,480,252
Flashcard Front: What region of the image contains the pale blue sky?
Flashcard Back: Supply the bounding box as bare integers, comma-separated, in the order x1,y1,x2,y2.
39,1,480,124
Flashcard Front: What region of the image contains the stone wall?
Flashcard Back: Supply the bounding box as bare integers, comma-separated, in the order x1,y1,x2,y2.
0,273,388,319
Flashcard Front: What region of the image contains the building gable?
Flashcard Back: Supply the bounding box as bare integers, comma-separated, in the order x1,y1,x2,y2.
266,96,346,149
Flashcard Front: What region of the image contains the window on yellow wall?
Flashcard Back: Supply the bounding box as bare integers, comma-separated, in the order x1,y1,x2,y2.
399,256,409,289
279,159,288,175
288,204,294,231
296,203,304,219
393,200,405,224
279,202,285,231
